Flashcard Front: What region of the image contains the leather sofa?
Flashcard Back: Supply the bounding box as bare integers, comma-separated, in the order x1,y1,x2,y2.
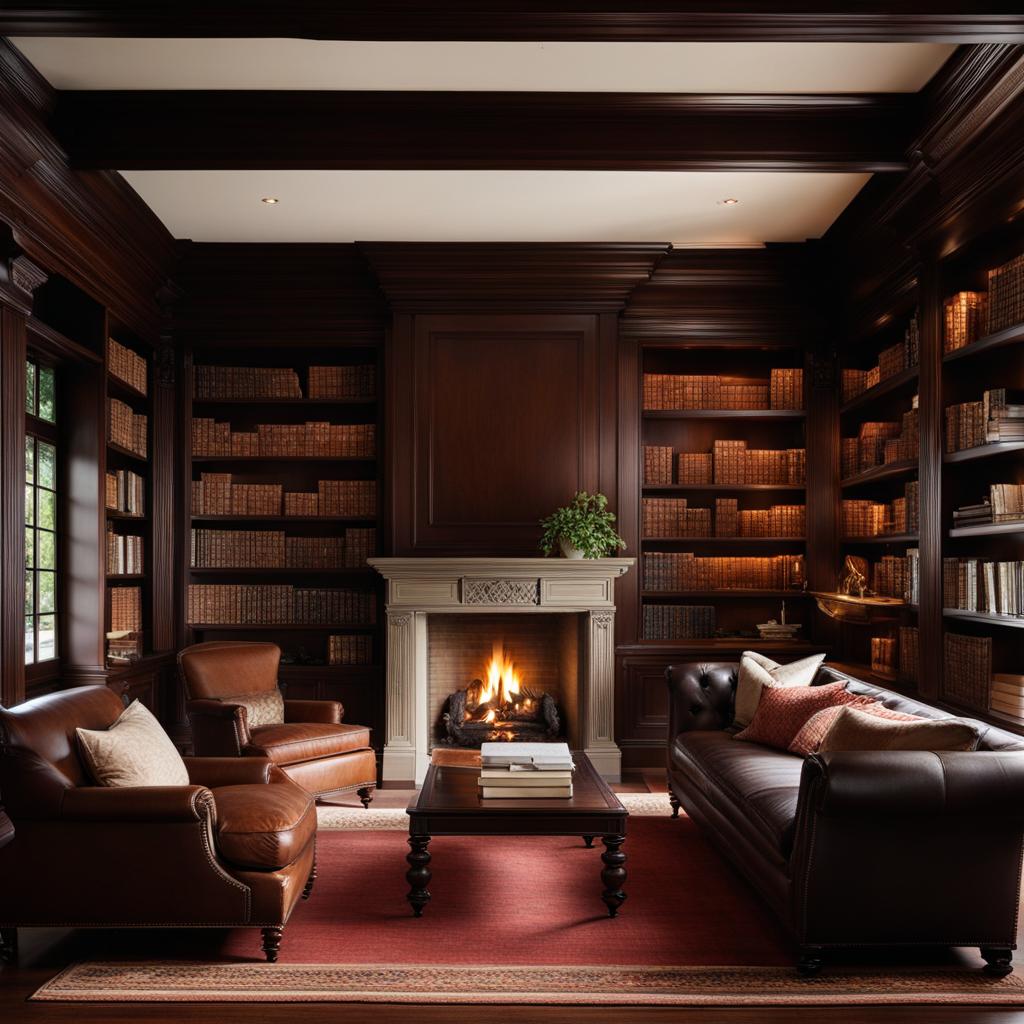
179,641,377,805
0,685,318,962
666,661,1024,976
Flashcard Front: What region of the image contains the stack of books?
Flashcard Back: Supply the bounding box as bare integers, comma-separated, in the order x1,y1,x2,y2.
478,742,574,799
991,674,1024,724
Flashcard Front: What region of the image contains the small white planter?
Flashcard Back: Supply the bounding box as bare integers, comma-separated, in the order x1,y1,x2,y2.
559,538,587,559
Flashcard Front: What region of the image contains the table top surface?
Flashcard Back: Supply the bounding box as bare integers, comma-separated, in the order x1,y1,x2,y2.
407,751,627,818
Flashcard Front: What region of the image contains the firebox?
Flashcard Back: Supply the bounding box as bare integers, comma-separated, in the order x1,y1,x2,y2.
427,614,580,750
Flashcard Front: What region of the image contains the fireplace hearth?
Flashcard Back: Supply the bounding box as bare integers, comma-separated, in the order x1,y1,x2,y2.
442,642,561,746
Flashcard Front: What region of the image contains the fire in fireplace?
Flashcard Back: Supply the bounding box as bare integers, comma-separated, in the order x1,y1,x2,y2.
443,641,561,746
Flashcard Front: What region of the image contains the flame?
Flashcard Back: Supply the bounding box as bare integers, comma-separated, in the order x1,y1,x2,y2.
479,641,521,707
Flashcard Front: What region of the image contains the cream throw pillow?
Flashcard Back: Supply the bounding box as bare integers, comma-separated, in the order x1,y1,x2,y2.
733,650,827,728
221,688,285,729
819,706,980,752
77,700,189,788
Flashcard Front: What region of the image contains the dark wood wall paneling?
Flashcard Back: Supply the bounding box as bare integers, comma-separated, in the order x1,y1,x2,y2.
4,3,1024,41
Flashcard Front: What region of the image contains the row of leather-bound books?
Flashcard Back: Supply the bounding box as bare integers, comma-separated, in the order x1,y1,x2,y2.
642,604,716,640
642,552,805,592
642,498,805,538
841,410,919,478
841,483,919,537
328,634,373,665
189,527,374,569
840,318,919,403
192,418,375,457
106,528,144,576
945,388,1024,451
186,584,376,626
193,364,375,400
191,473,376,518
108,398,147,457
109,585,142,632
943,558,1024,619
943,252,1024,353
645,444,806,486
642,369,803,410
898,625,997,716
107,338,147,396
870,636,897,675
104,469,145,515
871,550,919,602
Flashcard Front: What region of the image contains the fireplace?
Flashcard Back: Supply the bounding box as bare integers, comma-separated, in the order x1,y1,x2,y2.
368,557,634,784
428,614,579,748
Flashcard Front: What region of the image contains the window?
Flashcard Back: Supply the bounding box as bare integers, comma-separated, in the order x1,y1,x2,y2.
25,359,58,666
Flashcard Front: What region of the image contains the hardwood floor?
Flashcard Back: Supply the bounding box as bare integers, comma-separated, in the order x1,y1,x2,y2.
1,771,1020,1024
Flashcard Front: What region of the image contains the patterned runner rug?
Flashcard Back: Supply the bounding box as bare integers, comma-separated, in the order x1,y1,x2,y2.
32,962,1024,1005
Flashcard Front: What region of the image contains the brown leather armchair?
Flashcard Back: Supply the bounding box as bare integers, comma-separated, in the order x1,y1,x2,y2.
179,641,376,806
0,685,318,963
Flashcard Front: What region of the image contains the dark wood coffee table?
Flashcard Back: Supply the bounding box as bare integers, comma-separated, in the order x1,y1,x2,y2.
405,751,628,919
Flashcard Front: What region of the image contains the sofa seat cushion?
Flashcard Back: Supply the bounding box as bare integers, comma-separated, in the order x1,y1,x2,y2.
212,780,316,870
245,722,371,766
671,731,803,857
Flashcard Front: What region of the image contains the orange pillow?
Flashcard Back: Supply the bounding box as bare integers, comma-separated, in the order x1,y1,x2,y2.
735,682,860,751
788,700,918,756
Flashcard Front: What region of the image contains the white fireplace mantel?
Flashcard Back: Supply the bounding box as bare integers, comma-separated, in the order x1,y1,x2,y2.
368,557,634,785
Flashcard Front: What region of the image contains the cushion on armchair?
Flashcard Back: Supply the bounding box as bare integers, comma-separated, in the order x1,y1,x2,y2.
219,688,285,728
76,700,189,788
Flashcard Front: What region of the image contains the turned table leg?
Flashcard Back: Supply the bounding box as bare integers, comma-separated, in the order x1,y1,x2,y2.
406,834,432,917
600,834,627,917
583,835,595,848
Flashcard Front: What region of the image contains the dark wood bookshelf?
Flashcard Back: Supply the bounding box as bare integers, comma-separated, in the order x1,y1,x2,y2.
943,441,1024,464
106,510,146,521
949,521,1024,538
189,514,375,524
633,638,823,652
191,455,375,463
106,574,146,581
106,441,148,463
191,396,376,406
26,315,103,367
839,366,919,416
942,609,1024,630
641,483,805,493
840,459,917,488
188,567,374,575
942,320,1024,364
841,533,919,545
106,373,147,403
641,536,806,544
641,589,812,599
187,623,377,632
643,409,805,421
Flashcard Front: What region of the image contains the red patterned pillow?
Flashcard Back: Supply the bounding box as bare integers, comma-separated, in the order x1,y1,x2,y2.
735,682,859,751
788,701,923,757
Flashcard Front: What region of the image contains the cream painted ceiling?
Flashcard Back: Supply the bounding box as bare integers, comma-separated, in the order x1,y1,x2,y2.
15,38,954,92
16,39,950,243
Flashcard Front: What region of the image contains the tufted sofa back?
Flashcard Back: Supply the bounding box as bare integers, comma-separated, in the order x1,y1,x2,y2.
665,662,738,735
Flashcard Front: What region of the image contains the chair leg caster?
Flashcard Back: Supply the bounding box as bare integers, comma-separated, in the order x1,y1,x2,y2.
0,928,17,964
357,786,374,809
796,947,824,977
261,927,283,963
981,947,1014,977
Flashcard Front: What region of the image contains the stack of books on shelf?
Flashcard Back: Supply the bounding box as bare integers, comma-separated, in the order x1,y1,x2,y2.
308,365,375,399
944,292,989,352
840,313,920,402
942,558,1023,618
189,529,374,569
986,252,1024,334
642,371,804,410
677,452,713,484
642,552,805,591
898,625,919,682
108,587,143,663
194,366,302,399
701,499,804,538
328,634,373,665
842,483,919,537
643,604,716,640
108,398,147,456
870,636,897,676
643,445,674,485
190,474,376,518
186,585,376,625
107,338,147,395
945,389,1024,451
871,549,918,601
842,413,918,477
991,483,1024,522
715,498,739,536
712,441,806,485
478,742,575,799
990,674,1024,725
106,527,144,575
641,498,711,538
952,498,993,528
286,535,347,569
191,419,375,457
105,469,145,515
945,631,992,712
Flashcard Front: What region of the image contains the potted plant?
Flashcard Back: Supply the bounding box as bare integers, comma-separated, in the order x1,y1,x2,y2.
539,491,626,559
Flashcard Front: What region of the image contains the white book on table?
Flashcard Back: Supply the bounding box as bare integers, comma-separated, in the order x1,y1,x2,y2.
480,785,574,799
480,741,574,771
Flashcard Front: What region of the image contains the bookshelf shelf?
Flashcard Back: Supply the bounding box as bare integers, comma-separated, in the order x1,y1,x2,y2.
106,373,147,403
106,441,147,464
106,574,146,581
187,623,377,632
942,320,1024,364
643,409,805,421
949,521,1024,538
106,510,146,521
632,638,823,652
191,455,376,464
641,483,805,493
942,609,1024,630
641,589,812,599
943,441,1024,464
641,536,806,544
841,533,919,545
188,567,374,575
839,366,919,416
189,514,375,524
840,460,918,489
192,396,376,406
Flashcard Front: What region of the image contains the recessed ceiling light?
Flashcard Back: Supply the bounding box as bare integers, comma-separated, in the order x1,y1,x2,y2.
261,196,279,205
720,198,740,206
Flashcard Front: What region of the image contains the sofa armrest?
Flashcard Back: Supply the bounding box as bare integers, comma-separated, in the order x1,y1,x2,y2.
665,662,738,737
59,785,215,823
801,750,1024,818
186,698,250,756
184,756,273,788
284,699,344,725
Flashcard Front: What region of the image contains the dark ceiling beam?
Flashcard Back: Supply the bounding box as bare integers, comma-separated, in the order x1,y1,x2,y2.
54,91,916,172
3,3,1024,42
